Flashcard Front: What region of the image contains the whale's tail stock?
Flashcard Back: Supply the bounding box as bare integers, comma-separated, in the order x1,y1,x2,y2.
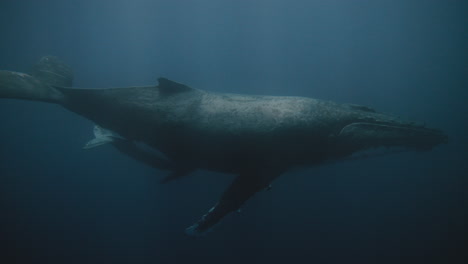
0,56,72,103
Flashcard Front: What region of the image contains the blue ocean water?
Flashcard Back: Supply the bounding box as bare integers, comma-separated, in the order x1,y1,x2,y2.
0,0,466,263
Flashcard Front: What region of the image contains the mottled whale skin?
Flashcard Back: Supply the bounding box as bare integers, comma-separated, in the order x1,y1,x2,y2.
0,56,448,235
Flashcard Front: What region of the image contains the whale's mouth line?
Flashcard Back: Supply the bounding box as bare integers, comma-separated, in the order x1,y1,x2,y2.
339,122,447,138
339,121,440,134
323,145,413,165
344,146,411,161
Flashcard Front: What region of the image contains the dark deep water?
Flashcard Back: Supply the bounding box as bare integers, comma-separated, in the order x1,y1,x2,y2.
0,0,467,263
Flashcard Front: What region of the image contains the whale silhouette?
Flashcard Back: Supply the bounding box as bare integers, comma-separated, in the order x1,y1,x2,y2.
0,56,448,235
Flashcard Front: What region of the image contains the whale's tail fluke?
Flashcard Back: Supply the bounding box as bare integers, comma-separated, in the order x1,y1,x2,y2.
0,56,72,103
31,56,73,87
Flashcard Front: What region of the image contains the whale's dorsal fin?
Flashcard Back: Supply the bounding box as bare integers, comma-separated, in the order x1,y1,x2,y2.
157,78,192,95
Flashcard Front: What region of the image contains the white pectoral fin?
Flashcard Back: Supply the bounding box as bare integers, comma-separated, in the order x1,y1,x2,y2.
83,137,114,149
83,125,122,149
93,125,122,139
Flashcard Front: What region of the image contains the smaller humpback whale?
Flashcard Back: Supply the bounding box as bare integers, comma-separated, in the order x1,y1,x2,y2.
0,56,448,235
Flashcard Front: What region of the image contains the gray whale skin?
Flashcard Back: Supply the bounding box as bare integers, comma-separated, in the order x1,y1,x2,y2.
0,56,448,236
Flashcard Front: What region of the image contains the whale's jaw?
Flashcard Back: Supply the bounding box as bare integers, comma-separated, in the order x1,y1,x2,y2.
335,121,448,155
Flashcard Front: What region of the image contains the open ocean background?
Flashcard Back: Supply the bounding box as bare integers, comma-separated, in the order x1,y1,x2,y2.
0,0,467,263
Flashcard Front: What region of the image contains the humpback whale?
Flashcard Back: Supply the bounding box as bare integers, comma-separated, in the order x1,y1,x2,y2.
0,56,448,235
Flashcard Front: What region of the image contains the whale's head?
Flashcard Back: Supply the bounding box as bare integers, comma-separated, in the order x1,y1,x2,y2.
329,105,448,158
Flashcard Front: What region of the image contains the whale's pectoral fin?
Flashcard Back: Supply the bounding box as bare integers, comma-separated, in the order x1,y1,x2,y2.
83,137,114,149
83,125,122,149
160,168,194,184
185,169,283,236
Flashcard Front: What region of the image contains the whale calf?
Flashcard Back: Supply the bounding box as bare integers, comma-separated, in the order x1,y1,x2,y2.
0,56,448,235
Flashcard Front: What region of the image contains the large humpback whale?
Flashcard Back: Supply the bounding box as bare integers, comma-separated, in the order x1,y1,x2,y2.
0,56,448,235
